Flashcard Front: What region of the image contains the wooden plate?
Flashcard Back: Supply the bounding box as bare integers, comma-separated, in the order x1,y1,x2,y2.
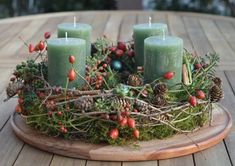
11,105,232,161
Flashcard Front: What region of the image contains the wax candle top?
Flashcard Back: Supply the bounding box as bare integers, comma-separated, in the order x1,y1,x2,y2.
145,36,183,46
133,23,167,30
58,23,92,31
47,38,85,46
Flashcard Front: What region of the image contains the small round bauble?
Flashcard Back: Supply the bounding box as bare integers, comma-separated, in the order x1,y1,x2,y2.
111,60,122,71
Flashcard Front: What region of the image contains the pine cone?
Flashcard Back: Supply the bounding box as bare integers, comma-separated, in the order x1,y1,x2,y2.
112,97,131,109
210,85,223,102
152,95,167,106
127,74,143,86
74,97,94,111
212,77,222,87
134,100,149,112
154,83,167,95
6,82,24,98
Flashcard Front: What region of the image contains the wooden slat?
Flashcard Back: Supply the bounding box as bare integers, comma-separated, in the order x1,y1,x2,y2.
199,19,235,62
167,14,193,52
215,20,235,52
0,67,14,94
0,19,48,58
0,93,17,129
50,155,86,166
86,160,121,166
137,13,150,24
90,13,109,42
103,13,123,42
194,142,231,166
159,155,194,166
123,161,157,166
152,13,167,24
0,121,24,166
13,145,53,166
118,13,136,41
0,21,30,49
183,16,213,56
217,71,235,164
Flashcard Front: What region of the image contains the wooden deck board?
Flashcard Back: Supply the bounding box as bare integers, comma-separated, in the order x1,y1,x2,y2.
0,11,234,166
0,121,24,166
194,142,232,166
118,13,136,41
50,155,86,166
13,145,53,166
103,13,123,42
123,161,158,166
199,19,235,61
215,20,235,52
91,13,109,41
86,161,121,166
159,155,194,166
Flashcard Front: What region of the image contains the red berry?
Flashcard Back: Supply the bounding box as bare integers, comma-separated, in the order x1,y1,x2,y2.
28,44,34,53
118,114,123,121
127,50,135,57
63,128,68,133
44,32,51,39
196,90,206,100
60,125,67,133
58,121,62,125
68,69,76,82
18,98,24,105
133,109,138,113
106,57,112,64
48,111,52,116
109,114,118,121
163,71,175,80
189,96,197,107
119,118,128,127
133,129,140,139
15,105,22,113
57,111,62,116
109,46,116,53
127,118,136,128
115,49,124,57
38,92,45,99
69,55,75,64
109,128,119,139
99,66,104,71
97,75,103,81
194,63,202,70
117,42,126,51
103,63,108,68
38,41,45,51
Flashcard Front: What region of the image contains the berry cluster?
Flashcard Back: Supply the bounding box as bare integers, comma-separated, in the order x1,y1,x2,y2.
28,32,50,53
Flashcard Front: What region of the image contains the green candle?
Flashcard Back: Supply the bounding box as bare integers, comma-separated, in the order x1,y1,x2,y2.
144,36,183,86
57,23,92,56
47,38,86,88
133,23,168,67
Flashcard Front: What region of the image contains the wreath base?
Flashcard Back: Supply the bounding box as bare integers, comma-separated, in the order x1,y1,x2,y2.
11,105,232,161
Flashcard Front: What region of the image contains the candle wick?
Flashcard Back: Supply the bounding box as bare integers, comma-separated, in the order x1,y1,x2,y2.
149,16,152,27
65,32,68,41
74,16,76,28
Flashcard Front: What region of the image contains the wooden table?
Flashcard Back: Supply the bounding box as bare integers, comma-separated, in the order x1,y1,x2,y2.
0,11,235,166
